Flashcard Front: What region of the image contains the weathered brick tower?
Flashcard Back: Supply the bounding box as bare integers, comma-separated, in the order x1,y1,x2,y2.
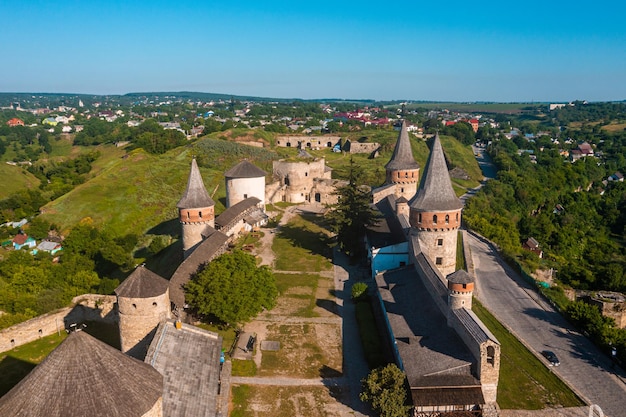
177,158,215,258
115,265,171,359
385,120,420,201
409,133,463,277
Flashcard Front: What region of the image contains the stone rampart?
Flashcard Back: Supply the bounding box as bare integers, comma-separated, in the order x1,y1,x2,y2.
0,294,118,353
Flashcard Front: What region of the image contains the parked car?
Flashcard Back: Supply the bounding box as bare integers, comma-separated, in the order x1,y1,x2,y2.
542,350,560,366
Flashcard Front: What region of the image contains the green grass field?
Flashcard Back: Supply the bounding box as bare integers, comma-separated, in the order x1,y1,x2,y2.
0,163,40,199
472,300,584,409
272,214,333,272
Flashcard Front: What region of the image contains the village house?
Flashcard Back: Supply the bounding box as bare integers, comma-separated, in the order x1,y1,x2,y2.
6,118,25,127
12,234,36,250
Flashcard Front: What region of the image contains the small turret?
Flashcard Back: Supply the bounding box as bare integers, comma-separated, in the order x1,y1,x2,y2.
447,269,474,310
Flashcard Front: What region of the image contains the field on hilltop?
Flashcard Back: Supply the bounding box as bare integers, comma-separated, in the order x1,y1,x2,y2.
38,137,282,237
32,129,480,237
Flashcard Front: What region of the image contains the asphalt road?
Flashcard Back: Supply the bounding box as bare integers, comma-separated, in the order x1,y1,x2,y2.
466,231,626,417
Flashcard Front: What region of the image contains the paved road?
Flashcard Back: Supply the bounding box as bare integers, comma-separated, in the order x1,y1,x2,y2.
466,231,626,417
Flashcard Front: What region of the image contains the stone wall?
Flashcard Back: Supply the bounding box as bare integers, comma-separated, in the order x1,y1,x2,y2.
275,136,341,149
343,140,380,154
0,294,118,353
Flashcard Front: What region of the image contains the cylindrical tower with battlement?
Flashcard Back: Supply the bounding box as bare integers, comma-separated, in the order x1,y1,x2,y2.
410,208,462,277
115,266,171,359
177,158,215,257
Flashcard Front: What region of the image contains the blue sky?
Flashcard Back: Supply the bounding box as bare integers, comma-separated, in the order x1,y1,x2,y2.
1,0,625,102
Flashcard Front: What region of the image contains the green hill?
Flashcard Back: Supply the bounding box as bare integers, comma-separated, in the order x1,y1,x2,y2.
0,163,40,200
38,131,480,237
39,138,281,237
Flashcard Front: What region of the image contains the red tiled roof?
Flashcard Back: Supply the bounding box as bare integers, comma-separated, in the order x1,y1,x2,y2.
12,234,29,245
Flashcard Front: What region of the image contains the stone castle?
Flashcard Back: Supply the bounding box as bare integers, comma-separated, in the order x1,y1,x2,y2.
0,125,500,416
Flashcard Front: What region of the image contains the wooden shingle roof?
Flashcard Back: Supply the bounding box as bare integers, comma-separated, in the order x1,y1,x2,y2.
0,331,163,417
410,133,462,212
385,120,420,171
224,160,266,178
115,265,169,299
177,158,215,209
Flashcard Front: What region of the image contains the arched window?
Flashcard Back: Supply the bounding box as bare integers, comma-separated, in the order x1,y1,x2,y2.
418,213,422,223
433,214,438,224
152,302,157,307
456,213,459,222
199,211,203,219
487,346,496,365
445,214,449,224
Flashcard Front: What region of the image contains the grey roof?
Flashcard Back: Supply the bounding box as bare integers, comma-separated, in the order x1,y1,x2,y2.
385,120,420,171
145,321,223,417
169,230,229,307
452,308,499,346
215,197,261,229
375,267,477,389
177,158,215,209
224,160,266,178
366,196,406,249
0,331,163,417
410,380,484,407
446,269,474,285
410,133,463,212
115,265,170,298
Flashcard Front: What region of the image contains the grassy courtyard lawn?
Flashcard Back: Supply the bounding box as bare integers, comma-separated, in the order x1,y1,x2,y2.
0,332,67,396
259,323,342,378
472,300,584,409
272,214,333,272
230,385,345,417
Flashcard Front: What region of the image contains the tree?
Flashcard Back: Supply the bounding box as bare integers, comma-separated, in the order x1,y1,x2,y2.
184,250,277,325
326,158,380,258
360,363,411,417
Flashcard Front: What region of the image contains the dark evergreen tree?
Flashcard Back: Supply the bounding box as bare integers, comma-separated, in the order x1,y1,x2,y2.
326,158,379,258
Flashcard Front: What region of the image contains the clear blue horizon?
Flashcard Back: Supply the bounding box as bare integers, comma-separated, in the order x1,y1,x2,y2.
2,1,625,102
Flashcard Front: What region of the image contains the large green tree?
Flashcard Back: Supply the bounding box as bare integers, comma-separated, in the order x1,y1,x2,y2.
360,363,411,417
326,158,379,258
184,250,277,325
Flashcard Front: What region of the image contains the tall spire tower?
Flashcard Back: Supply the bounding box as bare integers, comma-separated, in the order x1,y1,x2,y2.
409,133,463,276
385,120,420,200
177,158,215,257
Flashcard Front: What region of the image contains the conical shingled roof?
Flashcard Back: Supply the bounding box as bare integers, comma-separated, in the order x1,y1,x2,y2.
0,331,163,417
177,158,215,209
224,160,266,178
385,121,420,171
410,133,463,211
115,265,170,299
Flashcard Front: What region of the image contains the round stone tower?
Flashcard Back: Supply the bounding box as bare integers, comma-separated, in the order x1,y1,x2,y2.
177,158,215,257
385,120,420,201
225,160,267,208
409,133,463,277
446,269,474,312
115,265,171,359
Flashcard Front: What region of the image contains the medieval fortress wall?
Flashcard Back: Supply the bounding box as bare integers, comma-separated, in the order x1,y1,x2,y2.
0,294,118,353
